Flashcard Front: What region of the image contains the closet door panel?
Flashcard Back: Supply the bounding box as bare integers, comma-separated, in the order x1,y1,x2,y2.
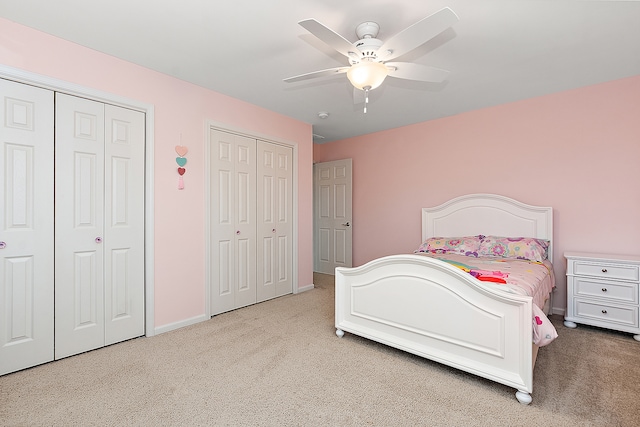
211,132,236,314
274,145,293,297
232,137,256,309
262,177,276,300
0,79,54,375
257,141,292,302
103,105,145,346
257,146,275,302
210,130,256,314
54,94,105,359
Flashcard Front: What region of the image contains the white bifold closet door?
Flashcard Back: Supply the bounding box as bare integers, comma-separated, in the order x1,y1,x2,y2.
210,130,293,316
0,80,145,376
0,79,55,375
54,93,145,360
256,141,293,302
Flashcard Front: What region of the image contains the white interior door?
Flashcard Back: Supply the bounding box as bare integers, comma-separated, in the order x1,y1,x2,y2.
54,93,106,359
0,79,55,375
257,141,293,302
314,159,352,274
210,129,256,315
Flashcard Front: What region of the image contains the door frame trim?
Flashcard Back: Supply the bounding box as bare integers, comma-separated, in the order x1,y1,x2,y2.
204,120,299,317
0,64,156,337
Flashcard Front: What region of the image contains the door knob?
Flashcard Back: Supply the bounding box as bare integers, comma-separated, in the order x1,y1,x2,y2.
95,237,103,243
0,241,6,249
342,222,350,227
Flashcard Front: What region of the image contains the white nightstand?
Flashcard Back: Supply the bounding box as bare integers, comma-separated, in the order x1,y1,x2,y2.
564,252,640,341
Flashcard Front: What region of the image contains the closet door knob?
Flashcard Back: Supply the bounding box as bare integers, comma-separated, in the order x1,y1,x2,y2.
95,237,103,243
236,230,240,235
272,228,276,233
0,241,6,249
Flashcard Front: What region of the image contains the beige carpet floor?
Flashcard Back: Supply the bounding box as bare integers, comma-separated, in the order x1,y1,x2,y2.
1,273,640,426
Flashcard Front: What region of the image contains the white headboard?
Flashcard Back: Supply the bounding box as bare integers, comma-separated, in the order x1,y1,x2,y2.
422,194,553,260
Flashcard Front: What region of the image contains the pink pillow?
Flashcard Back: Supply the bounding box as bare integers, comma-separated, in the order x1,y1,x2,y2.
415,236,484,257
478,236,549,262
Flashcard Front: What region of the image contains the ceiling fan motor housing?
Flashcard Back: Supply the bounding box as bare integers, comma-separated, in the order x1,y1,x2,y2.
349,37,384,64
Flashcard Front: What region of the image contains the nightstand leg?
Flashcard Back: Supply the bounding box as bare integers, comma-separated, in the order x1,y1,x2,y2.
564,320,577,328
634,335,640,342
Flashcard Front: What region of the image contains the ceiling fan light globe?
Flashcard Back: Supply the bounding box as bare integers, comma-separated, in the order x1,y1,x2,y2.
347,61,389,90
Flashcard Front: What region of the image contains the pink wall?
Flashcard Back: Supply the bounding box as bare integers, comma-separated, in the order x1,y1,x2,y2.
314,75,640,312
0,18,314,329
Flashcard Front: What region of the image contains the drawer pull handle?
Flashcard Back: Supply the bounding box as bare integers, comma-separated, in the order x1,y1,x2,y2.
601,288,608,292
602,268,608,273
602,310,608,314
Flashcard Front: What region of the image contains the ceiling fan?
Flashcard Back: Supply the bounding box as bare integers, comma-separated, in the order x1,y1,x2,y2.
284,7,459,112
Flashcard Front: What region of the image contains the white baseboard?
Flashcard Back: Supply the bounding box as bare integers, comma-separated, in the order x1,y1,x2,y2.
297,283,315,293
154,285,316,335
154,314,208,335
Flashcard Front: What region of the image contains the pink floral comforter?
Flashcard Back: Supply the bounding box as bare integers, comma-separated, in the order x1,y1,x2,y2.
416,252,558,346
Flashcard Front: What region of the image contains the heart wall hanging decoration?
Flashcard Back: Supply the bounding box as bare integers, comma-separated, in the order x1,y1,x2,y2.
175,142,188,190
175,145,188,157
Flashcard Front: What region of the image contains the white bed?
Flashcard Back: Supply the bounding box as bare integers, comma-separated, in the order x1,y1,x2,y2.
335,194,554,405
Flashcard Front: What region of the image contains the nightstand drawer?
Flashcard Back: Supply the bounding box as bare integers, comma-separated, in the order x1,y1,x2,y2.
574,299,639,327
573,277,638,304
573,261,639,281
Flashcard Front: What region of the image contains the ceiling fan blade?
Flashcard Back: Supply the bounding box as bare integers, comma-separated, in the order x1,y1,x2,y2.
386,62,450,83
298,19,359,59
283,67,349,83
378,7,459,61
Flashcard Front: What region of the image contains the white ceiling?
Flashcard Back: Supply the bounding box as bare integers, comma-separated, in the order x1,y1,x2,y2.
2,0,639,142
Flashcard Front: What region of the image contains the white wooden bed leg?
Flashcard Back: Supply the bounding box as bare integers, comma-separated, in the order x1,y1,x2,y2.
515,390,532,405
336,329,344,338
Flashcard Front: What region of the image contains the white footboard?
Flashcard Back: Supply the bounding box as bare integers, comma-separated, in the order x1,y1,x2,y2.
335,254,534,404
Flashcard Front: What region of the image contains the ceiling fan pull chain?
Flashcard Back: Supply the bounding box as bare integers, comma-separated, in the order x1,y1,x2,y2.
364,86,370,114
